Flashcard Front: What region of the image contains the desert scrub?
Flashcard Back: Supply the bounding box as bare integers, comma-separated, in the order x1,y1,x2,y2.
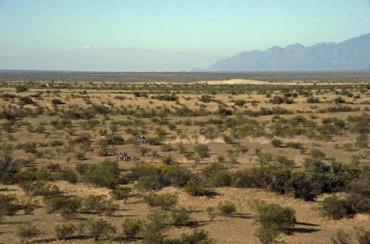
251,200,296,243
111,186,132,202
193,144,210,158
88,218,116,241
170,207,191,226
144,192,178,210
184,178,207,196
82,160,120,188
122,218,143,240
17,223,41,243
217,200,237,216
54,222,76,240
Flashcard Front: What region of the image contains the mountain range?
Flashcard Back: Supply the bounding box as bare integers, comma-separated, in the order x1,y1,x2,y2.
207,33,370,71
0,33,369,72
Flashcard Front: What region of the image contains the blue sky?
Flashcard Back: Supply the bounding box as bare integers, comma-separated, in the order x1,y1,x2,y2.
0,0,370,56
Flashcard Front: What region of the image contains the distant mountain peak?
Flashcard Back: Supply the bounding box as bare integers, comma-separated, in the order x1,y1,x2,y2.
208,33,370,71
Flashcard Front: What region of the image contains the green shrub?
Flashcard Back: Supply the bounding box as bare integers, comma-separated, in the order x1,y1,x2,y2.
111,186,132,202
143,211,168,244
46,196,82,217
104,135,125,145
21,182,62,199
54,222,76,240
22,199,39,215
184,178,207,196
170,207,191,226
83,194,119,216
144,192,178,210
76,163,89,175
83,160,120,188
202,163,231,187
51,98,64,105
254,226,279,244
122,218,142,240
320,196,348,220
252,200,296,233
193,144,210,158
217,200,236,216
17,223,41,243
334,96,346,104
131,164,168,190
354,226,370,244
330,229,352,244
19,96,34,105
0,194,21,216
161,155,176,165
162,165,193,187
88,218,116,241
58,167,79,184
271,138,283,148
165,229,214,244
16,85,28,93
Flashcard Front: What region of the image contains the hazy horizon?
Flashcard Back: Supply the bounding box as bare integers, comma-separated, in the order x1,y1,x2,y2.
1,0,370,71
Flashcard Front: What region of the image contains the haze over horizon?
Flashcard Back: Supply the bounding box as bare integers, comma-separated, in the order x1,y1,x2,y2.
1,0,370,71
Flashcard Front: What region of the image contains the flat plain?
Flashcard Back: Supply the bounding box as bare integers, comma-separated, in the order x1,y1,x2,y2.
0,74,369,243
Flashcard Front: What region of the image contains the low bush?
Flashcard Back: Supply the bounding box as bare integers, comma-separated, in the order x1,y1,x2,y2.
83,195,119,216
54,222,76,240
122,218,142,240
193,144,210,158
142,211,169,244
251,200,296,243
165,229,214,244
111,186,132,202
217,201,236,216
320,196,348,220
17,223,41,243
88,218,116,241
0,194,21,217
184,178,207,196
170,207,191,226
46,196,82,219
83,160,120,188
144,192,178,210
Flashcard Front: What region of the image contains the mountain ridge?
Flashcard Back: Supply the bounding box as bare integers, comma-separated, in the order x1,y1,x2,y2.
207,33,370,71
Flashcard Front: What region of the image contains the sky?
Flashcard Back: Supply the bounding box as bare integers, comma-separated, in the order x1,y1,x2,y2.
0,0,370,57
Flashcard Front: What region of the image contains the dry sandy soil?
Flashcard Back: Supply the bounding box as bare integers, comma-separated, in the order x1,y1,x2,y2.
0,80,369,243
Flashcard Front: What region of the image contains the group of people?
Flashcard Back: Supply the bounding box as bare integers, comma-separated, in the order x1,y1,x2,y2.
118,136,146,161
118,150,130,161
